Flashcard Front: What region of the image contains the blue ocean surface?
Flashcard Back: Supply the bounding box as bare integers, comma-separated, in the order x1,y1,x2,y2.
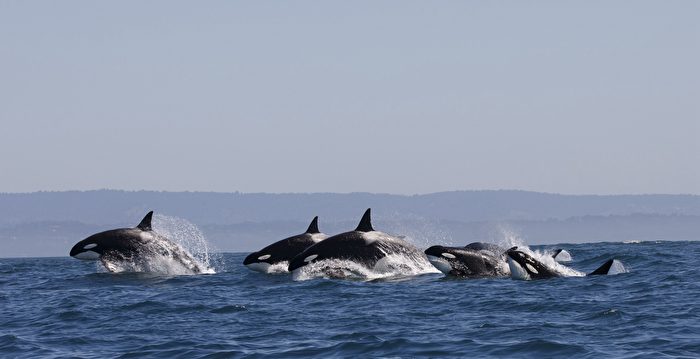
1,241,699,358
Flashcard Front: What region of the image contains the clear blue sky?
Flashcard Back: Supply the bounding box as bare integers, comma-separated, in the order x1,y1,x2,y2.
1,1,698,195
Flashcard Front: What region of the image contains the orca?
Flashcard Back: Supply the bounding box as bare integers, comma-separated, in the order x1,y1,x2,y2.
463,242,506,254
287,208,426,278
424,243,509,277
506,246,617,280
243,216,328,273
69,211,206,273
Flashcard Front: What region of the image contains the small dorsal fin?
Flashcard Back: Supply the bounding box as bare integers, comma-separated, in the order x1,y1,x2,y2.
137,211,153,231
589,259,615,276
551,249,563,259
305,216,320,234
355,208,374,232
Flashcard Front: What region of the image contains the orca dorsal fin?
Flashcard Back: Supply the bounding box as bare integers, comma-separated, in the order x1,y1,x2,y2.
355,208,374,232
551,249,563,259
137,211,154,231
305,216,320,234
589,259,615,276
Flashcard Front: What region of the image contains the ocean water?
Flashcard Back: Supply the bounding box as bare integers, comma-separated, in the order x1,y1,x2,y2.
1,241,699,358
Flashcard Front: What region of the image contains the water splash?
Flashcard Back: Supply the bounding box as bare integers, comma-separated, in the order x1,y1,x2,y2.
99,253,210,276
152,214,222,271
291,251,439,281
152,214,222,273
490,224,584,277
263,261,289,274
491,223,527,249
513,246,585,277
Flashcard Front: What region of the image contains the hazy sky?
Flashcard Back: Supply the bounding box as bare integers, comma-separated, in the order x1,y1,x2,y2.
1,1,698,195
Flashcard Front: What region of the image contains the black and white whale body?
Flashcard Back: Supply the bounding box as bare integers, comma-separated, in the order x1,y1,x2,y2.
69,211,206,274
287,208,430,279
243,216,328,273
424,243,509,277
463,242,506,253
506,246,618,280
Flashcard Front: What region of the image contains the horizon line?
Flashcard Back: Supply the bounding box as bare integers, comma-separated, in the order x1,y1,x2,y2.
1,188,699,197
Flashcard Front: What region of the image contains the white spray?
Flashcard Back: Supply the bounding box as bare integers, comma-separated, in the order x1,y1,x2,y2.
492,224,585,277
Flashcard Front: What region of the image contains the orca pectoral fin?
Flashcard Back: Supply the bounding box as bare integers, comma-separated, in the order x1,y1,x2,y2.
306,216,320,234
137,211,154,231
551,249,563,259
588,259,615,276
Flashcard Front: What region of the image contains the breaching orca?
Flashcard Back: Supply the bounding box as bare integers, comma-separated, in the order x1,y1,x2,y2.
69,211,206,273
424,243,509,277
243,216,328,273
506,246,618,280
287,208,426,278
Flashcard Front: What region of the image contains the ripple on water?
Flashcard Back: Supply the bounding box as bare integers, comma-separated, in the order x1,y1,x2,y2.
576,308,624,321
118,300,171,314
487,339,588,357
210,305,247,314
0,334,18,348
55,310,86,321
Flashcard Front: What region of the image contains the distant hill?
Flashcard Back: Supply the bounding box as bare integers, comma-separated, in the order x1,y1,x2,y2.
2,190,700,225
1,190,699,257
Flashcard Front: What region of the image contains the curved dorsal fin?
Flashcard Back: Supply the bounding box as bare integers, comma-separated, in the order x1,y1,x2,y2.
137,211,153,231
589,259,615,276
305,216,320,234
551,248,563,259
355,208,374,232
